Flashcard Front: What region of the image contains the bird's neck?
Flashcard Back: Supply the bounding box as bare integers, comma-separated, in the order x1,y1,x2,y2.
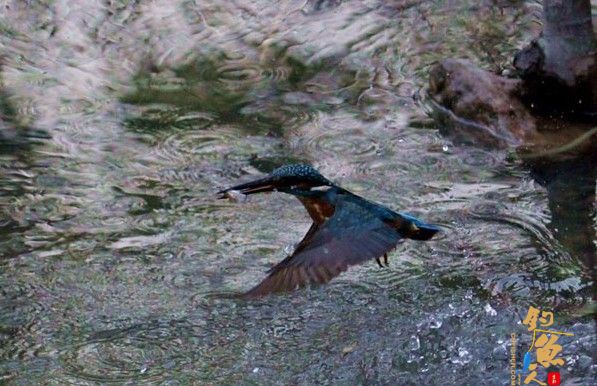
284,187,338,224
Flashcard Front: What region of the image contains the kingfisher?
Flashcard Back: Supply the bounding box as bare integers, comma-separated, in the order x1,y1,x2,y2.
218,164,440,298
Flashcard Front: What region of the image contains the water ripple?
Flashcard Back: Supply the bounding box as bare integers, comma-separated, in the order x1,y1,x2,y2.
1,1,594,384
60,323,187,384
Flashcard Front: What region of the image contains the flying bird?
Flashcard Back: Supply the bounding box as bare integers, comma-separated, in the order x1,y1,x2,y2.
218,164,439,297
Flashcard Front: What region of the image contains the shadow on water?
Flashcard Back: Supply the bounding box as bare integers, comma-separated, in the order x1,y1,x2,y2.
0,85,49,258
0,88,48,154
526,152,595,274
431,88,596,307
522,139,597,327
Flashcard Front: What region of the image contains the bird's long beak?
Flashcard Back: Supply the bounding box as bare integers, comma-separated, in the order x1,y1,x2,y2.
217,176,279,199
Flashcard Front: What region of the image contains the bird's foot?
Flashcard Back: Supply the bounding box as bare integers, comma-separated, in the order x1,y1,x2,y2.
376,254,390,268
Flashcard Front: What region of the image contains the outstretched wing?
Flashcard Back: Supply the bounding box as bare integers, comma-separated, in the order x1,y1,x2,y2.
243,195,402,298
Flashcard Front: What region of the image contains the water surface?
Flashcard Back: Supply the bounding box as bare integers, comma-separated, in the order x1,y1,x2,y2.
1,1,595,384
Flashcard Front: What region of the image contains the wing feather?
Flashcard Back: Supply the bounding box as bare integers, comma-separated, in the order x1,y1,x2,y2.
243,195,402,298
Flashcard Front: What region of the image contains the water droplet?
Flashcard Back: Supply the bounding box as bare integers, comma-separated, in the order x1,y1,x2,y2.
458,347,471,361
342,344,357,355
283,244,296,256
429,316,442,329
484,303,497,316
450,347,473,364
409,335,420,351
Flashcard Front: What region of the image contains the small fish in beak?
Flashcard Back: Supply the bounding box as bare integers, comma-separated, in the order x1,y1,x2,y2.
217,175,279,200
221,189,248,203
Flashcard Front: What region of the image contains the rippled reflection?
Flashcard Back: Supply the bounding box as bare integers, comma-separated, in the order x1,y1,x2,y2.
0,0,594,384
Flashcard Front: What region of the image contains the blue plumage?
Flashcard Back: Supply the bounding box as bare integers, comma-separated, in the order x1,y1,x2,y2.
270,164,331,185
219,164,441,296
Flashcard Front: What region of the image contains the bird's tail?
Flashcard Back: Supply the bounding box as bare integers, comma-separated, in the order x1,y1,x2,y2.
398,212,441,240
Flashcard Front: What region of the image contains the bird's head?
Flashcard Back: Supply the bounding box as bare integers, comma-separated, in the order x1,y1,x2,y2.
218,164,333,198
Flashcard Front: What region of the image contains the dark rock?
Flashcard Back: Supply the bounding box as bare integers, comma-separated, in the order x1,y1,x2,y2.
514,40,597,117
428,59,539,149
513,0,597,117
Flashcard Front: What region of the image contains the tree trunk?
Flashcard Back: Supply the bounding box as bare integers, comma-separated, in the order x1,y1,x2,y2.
514,0,596,116
543,0,595,84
